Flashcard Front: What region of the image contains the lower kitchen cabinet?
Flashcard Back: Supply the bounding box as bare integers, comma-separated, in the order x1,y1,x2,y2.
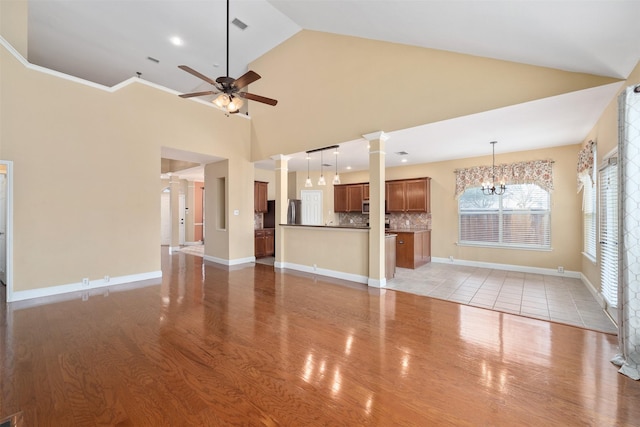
395,230,431,269
255,228,275,258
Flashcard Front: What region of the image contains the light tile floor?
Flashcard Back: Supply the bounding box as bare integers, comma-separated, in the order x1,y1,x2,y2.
387,262,617,334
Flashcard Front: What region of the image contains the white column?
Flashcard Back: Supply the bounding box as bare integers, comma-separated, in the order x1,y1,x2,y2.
169,175,181,252
272,155,290,269
363,131,389,288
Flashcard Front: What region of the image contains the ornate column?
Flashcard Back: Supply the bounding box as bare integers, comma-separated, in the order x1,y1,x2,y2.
363,131,389,287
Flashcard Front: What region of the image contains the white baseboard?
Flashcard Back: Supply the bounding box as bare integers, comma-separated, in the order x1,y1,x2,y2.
580,273,605,308
275,262,368,285
203,255,255,266
368,277,387,288
8,270,163,303
431,257,581,279
183,241,203,246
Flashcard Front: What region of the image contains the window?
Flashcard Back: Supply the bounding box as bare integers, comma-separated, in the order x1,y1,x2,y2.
458,184,551,249
580,144,597,260
582,176,596,260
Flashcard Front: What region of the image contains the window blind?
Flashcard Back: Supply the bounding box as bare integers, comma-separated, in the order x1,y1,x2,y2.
459,184,551,249
582,175,597,258
599,159,618,308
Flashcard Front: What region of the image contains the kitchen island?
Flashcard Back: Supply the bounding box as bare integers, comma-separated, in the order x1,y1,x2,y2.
278,224,371,284
386,229,431,269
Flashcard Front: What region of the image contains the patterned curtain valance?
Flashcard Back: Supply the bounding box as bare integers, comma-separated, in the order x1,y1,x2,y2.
454,160,554,198
577,140,596,192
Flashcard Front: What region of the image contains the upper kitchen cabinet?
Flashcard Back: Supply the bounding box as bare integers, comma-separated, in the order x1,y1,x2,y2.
254,181,268,213
363,184,369,200
386,178,431,213
334,183,365,213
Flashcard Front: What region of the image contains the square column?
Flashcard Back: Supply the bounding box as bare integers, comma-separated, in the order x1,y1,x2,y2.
364,131,388,287
272,155,289,268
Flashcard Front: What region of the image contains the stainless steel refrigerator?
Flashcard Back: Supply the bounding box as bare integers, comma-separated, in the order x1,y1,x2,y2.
287,199,302,225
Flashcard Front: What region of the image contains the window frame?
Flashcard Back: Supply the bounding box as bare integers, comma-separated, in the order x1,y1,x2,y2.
457,184,552,251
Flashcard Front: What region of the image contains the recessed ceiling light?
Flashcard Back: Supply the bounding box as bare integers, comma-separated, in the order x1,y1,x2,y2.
346,166,352,170
170,36,184,46
401,158,408,163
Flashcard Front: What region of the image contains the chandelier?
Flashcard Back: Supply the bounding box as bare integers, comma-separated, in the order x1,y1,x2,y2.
481,141,506,196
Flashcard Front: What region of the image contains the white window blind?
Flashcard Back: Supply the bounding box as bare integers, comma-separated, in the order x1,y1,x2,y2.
599,159,618,308
582,175,597,259
458,184,551,249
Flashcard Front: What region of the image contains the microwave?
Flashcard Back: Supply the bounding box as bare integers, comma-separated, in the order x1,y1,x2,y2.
362,200,389,214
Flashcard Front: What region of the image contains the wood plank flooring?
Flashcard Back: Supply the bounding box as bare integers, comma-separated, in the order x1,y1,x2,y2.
1,248,639,426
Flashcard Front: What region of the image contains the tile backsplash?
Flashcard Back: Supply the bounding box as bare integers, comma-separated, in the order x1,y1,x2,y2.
254,212,264,229
337,212,431,229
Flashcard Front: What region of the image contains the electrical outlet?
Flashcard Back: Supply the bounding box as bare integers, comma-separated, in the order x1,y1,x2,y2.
558,266,564,273
313,264,317,271
449,256,454,262
104,275,110,282
82,278,90,287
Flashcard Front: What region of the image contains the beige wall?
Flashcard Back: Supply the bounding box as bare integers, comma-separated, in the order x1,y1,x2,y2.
337,144,582,272
580,60,640,289
0,42,253,292
254,168,276,199
249,30,619,162
281,226,369,279
0,0,27,57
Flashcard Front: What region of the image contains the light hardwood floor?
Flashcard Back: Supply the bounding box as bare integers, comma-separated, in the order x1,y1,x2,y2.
1,248,638,425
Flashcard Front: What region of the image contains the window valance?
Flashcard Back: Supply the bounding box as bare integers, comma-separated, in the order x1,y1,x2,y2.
576,140,595,192
454,160,554,198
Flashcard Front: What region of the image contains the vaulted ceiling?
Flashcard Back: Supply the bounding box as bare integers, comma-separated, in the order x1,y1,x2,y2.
27,0,640,173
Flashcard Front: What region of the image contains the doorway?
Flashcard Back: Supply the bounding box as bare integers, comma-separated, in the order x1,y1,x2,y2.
301,190,323,225
0,161,13,302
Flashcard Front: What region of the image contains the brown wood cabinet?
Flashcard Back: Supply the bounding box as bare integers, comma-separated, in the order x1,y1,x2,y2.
334,183,364,212
255,228,275,258
385,178,430,213
395,230,431,269
254,181,268,213
385,178,431,213
363,184,369,200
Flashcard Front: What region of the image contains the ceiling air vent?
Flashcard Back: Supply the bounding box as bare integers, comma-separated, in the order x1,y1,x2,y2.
147,56,160,63
395,151,409,156
232,18,248,30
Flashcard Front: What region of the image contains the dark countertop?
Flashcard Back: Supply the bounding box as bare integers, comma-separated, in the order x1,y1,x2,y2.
280,224,370,230
386,228,430,233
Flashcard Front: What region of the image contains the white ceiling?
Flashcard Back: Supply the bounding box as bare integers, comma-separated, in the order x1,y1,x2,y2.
26,0,640,176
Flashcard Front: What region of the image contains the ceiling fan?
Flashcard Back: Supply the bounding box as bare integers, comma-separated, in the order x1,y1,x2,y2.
178,0,278,114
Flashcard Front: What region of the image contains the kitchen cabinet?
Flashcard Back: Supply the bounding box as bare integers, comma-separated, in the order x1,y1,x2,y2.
385,178,430,213
363,184,369,200
334,183,364,212
395,230,431,269
255,228,275,258
254,181,268,213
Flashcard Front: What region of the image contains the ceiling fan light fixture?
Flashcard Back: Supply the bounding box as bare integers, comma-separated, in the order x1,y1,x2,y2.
227,96,243,112
213,93,230,107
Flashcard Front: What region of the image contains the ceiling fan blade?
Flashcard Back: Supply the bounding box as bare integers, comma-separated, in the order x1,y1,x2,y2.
178,65,218,86
239,92,278,106
233,70,261,90
179,91,217,99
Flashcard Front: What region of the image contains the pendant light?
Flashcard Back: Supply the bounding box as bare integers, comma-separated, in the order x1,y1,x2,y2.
332,146,341,185
305,154,312,187
318,149,326,186
481,141,506,196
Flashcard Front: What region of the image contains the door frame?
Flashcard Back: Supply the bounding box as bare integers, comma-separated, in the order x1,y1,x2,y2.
0,160,13,302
